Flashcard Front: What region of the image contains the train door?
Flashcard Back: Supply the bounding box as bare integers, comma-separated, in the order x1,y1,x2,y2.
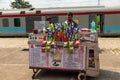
89,14,104,33
26,16,41,33
52,16,58,23
45,16,58,23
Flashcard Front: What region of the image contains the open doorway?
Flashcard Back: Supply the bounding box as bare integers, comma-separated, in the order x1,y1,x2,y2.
96,14,104,33
89,14,104,33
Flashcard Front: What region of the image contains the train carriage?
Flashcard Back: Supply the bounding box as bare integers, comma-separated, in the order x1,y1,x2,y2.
0,6,120,36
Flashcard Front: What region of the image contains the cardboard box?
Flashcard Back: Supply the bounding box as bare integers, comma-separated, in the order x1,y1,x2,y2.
28,33,46,44
79,32,98,42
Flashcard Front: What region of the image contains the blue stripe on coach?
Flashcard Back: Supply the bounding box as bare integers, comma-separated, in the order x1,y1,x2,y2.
0,27,26,33
104,27,120,31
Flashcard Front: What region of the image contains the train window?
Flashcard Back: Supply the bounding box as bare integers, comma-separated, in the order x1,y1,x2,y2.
20,11,25,14
36,11,41,14
14,18,21,27
3,19,9,27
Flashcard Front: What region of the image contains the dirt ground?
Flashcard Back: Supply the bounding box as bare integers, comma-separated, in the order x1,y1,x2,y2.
0,37,120,80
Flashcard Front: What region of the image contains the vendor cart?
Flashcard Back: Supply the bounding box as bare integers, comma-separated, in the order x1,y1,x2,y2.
28,21,99,80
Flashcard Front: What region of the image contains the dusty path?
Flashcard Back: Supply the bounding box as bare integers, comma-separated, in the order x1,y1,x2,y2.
0,38,120,80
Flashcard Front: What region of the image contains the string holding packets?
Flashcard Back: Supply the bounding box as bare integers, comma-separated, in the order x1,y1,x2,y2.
41,22,80,54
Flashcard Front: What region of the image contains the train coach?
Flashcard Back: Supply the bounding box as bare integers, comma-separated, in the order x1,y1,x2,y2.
0,6,120,36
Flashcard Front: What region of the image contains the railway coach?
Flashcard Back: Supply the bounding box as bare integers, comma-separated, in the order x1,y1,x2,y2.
0,6,120,36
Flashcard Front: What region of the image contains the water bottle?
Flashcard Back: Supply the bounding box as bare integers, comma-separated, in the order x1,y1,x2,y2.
91,20,96,32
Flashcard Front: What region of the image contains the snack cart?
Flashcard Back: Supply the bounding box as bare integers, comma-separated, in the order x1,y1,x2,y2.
28,21,99,80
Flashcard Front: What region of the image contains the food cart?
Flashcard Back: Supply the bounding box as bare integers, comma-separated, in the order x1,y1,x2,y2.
28,21,99,80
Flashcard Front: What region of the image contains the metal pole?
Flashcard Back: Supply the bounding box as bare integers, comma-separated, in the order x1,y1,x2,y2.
98,0,100,6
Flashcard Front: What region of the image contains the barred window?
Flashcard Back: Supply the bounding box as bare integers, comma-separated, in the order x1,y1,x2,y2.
3,19,9,27
14,18,21,27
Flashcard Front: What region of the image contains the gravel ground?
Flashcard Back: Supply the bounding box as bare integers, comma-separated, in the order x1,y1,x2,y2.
99,38,120,49
0,37,120,80
0,37,120,55
98,38,120,55
0,37,120,49
0,38,28,48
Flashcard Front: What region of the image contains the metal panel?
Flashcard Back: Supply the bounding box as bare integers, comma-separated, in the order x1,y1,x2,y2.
0,17,26,28
26,16,41,33
45,16,58,23
9,18,14,27
0,18,2,27
104,14,120,34
58,16,66,22
41,16,45,21
74,15,89,28
0,18,11,28
20,17,26,28
105,14,120,26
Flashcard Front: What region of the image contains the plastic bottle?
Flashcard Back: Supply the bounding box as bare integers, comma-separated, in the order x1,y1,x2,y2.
91,20,96,32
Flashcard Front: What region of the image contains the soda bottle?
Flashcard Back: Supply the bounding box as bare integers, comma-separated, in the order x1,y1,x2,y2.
91,20,96,32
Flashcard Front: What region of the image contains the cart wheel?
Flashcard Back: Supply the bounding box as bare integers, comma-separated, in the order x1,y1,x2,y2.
32,69,40,79
33,69,39,73
78,71,86,80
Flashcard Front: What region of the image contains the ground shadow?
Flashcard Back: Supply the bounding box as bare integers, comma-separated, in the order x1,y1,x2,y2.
32,69,120,80
88,69,120,80
99,48,105,53
22,48,29,51
33,69,78,80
